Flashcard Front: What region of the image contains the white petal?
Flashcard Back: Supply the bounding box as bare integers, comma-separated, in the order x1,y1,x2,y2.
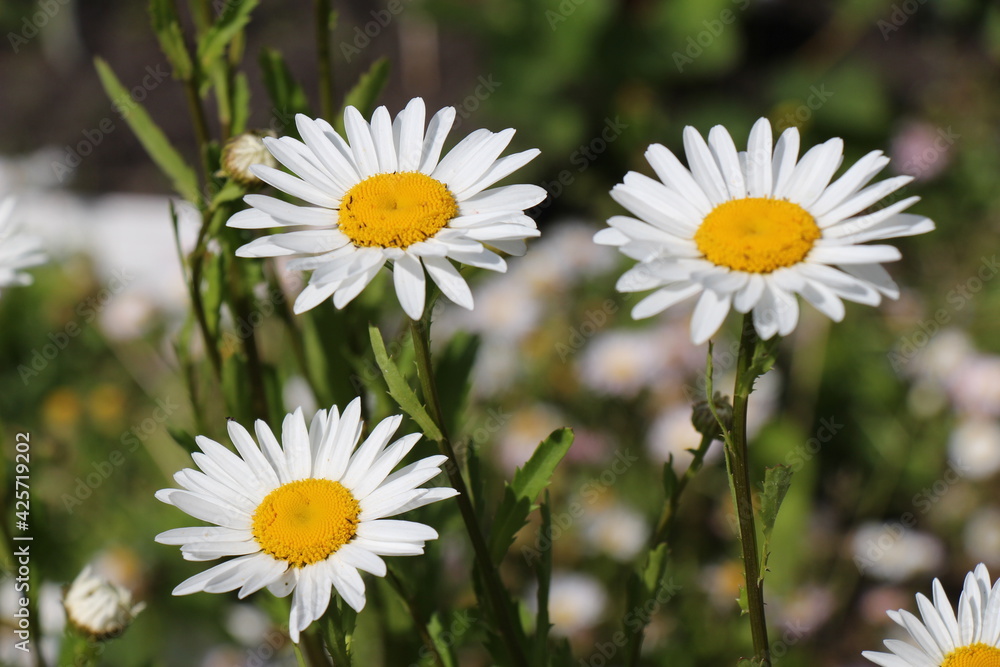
396,97,427,171
645,143,713,215
341,414,403,490
771,126,800,198
227,420,281,489
251,165,340,208
391,253,427,320
335,543,387,577
689,289,732,344
745,118,773,198
457,148,541,199
423,256,474,310
343,106,380,178
356,519,438,542
683,126,728,205
809,244,902,265
708,125,746,199
631,283,701,320
369,106,398,173
733,273,766,313
418,106,457,174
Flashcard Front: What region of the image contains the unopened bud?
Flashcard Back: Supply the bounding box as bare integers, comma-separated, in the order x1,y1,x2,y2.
64,566,145,640
218,130,277,186
692,391,733,438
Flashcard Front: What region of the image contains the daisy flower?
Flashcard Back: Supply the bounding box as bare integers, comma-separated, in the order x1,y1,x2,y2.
227,97,545,319
155,398,457,642
595,118,935,344
63,566,145,640
863,563,1000,666
0,198,46,296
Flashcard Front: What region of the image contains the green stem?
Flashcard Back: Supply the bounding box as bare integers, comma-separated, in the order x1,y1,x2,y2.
650,432,714,547
314,0,335,120
729,314,770,666
300,625,335,666
408,316,529,667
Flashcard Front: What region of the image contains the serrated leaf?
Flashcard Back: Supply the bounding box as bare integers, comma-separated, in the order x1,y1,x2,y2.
95,59,200,202
488,428,573,563
197,0,259,68
336,58,390,132
368,324,443,442
259,48,311,129
759,464,793,582
149,0,193,80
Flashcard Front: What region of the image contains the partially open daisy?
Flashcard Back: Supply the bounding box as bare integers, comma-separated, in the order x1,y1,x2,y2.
863,563,1000,667
0,197,46,296
595,118,935,344
155,399,457,642
226,97,545,319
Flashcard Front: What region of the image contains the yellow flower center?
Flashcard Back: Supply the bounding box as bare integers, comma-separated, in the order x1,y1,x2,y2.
942,644,1000,667
693,197,821,273
338,172,458,249
251,478,360,567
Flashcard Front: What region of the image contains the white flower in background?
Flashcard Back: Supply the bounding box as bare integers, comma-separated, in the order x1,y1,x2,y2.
948,418,1000,481
63,566,144,639
946,355,1000,418
578,329,665,397
227,97,544,319
581,503,648,562
912,329,974,384
863,564,1000,666
0,198,46,296
1,582,63,666
496,403,568,473
517,220,619,292
155,398,457,642
964,507,1000,568
646,405,712,469
527,572,607,637
851,523,944,583
595,118,934,343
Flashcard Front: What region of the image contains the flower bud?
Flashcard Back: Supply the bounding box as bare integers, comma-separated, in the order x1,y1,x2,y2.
219,130,277,185
692,391,733,439
64,566,145,640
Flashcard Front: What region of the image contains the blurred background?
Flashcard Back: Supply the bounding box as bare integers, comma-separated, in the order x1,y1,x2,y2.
2,0,1000,665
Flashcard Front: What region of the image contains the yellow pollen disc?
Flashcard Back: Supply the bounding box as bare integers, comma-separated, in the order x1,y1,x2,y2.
251,478,360,568
942,644,1000,667
338,171,458,249
693,197,821,273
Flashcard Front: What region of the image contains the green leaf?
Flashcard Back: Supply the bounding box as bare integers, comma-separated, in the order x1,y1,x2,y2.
210,179,246,208
759,464,793,582
336,58,390,132
368,324,443,442
259,48,311,130
231,72,251,135
94,58,200,202
202,250,225,341
166,426,199,454
488,428,574,563
149,0,193,80
434,331,479,436
532,490,553,665
426,613,459,667
197,0,259,69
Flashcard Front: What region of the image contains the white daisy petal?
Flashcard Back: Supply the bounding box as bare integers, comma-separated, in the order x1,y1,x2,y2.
457,148,542,199
745,118,773,198
335,543,387,577
392,253,427,320
251,165,340,208
682,126,728,205
369,106,398,173
395,97,427,170
690,289,732,344
770,125,800,197
645,143,714,214
343,106,380,178
418,106,457,174
809,244,902,265
423,256,475,310
707,125,746,199
282,407,312,480
632,283,702,320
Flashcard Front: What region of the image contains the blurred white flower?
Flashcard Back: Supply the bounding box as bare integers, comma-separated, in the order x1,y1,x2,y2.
578,329,665,397
912,328,973,383
63,566,144,639
282,374,318,416
964,506,1000,567
948,417,1000,480
496,403,567,473
516,220,618,293
581,503,648,562
851,523,944,583
889,120,953,182
0,197,46,297
0,582,63,667
646,405,719,470
946,354,1000,418
528,572,607,637
225,603,274,646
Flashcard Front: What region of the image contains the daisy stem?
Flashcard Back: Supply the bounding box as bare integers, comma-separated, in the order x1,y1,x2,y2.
408,317,529,667
649,432,714,547
730,314,771,666
314,0,335,121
